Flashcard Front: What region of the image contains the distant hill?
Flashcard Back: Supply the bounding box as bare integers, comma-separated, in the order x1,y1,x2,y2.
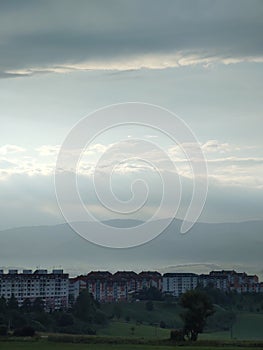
0,218,262,278
102,219,145,228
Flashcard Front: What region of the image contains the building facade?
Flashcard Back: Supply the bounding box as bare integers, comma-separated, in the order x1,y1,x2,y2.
162,273,199,297
1,268,262,311
75,271,163,303
0,269,69,311
199,270,263,294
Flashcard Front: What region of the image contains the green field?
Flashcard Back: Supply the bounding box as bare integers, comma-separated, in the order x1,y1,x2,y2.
98,318,263,341
199,313,263,340
99,302,263,340
1,342,263,350
101,301,182,328
1,302,263,350
232,313,263,340
99,321,170,338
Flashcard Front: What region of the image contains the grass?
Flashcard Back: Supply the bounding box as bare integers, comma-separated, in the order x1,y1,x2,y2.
1,303,263,349
100,302,263,341
232,313,263,340
99,321,170,338
199,331,231,340
101,301,183,328
1,341,263,350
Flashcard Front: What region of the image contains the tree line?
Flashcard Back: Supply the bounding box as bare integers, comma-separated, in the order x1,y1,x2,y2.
0,290,107,336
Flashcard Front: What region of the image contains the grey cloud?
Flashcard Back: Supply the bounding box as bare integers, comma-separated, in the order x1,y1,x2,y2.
0,0,262,76
0,164,262,230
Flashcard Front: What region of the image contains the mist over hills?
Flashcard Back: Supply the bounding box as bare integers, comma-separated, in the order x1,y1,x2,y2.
0,218,262,279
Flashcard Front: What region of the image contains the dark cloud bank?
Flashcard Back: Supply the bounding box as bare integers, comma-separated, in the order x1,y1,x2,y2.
0,0,262,76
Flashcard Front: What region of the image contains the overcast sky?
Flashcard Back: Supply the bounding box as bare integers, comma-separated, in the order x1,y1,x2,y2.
0,0,262,230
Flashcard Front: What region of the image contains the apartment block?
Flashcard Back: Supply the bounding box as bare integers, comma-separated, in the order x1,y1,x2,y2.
0,269,69,311
70,271,163,302
162,273,198,297
199,270,262,294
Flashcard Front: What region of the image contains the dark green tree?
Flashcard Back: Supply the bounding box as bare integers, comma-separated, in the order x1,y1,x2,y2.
180,290,214,341
0,296,7,314
136,286,162,301
21,298,32,313
73,290,97,323
32,298,44,312
7,294,18,310
56,312,74,327
113,304,122,320
0,325,8,336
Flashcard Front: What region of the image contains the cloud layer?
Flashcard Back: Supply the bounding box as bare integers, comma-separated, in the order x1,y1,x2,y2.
0,139,262,229
1,0,263,77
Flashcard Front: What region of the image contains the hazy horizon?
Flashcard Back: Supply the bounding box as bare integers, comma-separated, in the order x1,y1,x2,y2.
1,216,263,232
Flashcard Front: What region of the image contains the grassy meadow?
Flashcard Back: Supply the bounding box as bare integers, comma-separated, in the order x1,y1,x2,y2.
1,342,263,350
98,302,263,340
1,301,263,350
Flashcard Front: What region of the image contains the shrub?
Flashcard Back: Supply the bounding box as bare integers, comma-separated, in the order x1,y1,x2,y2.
13,326,35,337
170,329,185,342
160,320,166,328
0,324,8,336
94,310,107,325
56,313,74,327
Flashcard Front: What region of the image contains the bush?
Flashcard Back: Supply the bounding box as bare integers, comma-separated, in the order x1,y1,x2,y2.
170,329,185,342
56,313,74,327
56,322,96,335
94,310,107,325
13,326,35,337
9,310,27,329
160,320,166,328
0,324,8,336
29,320,46,332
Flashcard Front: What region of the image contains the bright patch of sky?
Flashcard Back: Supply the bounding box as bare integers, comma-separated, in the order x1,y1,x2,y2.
0,0,262,229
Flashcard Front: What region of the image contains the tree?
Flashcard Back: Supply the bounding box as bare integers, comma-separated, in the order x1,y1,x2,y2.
0,325,8,336
7,294,18,310
0,296,7,314
21,298,32,313
180,290,214,341
113,304,122,320
56,312,74,327
130,326,135,335
32,298,44,313
136,286,163,301
170,329,185,342
73,290,97,323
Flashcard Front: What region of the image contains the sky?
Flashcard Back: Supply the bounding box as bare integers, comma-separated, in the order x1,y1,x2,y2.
0,0,263,231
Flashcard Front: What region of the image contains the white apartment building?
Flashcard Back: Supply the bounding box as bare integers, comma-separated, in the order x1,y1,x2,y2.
162,273,198,297
0,269,69,311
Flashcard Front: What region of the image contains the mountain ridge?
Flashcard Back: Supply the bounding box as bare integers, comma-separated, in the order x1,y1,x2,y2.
0,218,262,278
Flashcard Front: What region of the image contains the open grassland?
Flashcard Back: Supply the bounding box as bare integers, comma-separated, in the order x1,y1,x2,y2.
101,301,182,327
99,321,170,338
100,302,263,340
232,313,263,340
199,313,263,340
1,342,263,350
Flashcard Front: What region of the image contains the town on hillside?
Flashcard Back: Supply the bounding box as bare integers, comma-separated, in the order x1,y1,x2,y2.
0,269,262,311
